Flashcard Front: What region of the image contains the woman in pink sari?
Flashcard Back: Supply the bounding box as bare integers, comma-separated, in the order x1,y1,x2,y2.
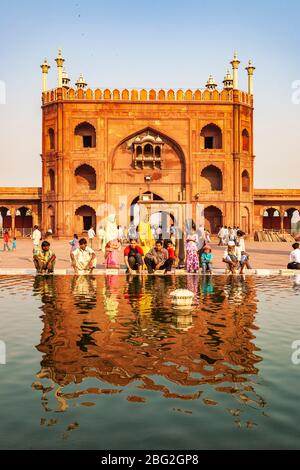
105,240,121,269
186,227,200,273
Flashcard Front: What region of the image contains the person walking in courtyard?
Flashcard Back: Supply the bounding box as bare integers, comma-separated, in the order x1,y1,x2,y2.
124,239,144,274
33,241,56,274
201,245,213,275
88,226,96,248
144,241,171,274
223,241,239,274
186,226,200,273
69,234,79,253
97,225,106,252
71,238,97,274
3,230,10,252
217,226,225,246
32,225,42,254
288,243,300,270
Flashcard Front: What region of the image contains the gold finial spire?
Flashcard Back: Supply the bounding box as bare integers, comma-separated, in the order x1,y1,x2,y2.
55,49,65,88
40,58,51,92
246,59,256,95
230,51,241,89
55,48,65,67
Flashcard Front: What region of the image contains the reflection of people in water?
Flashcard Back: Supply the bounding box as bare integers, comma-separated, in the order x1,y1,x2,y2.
33,275,57,303
32,274,265,428
293,274,300,292
103,276,120,322
71,275,97,309
224,275,248,304
201,276,215,296
186,273,199,295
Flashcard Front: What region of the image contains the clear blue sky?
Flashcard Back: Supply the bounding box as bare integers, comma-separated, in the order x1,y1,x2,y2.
0,0,299,188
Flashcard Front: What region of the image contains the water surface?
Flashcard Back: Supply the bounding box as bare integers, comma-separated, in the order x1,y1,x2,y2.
0,275,299,450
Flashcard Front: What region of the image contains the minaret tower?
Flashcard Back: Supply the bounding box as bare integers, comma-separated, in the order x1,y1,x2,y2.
223,69,233,90
75,73,88,90
205,75,218,91
55,49,65,88
246,60,256,95
230,51,240,89
40,58,50,92
62,69,71,89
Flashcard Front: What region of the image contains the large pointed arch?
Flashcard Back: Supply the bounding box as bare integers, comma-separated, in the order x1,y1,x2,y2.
111,126,186,188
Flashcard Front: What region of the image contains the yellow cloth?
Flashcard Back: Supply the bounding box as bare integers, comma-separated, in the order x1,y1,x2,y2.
138,221,154,255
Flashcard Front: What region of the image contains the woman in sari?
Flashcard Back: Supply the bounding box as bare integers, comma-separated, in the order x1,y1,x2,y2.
186,226,200,273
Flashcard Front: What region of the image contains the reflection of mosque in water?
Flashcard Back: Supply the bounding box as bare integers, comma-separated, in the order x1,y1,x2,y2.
33,275,266,425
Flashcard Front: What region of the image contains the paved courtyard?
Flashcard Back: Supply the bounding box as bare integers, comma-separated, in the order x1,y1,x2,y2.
0,238,294,272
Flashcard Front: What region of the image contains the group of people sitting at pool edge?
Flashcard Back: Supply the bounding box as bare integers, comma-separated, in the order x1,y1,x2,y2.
29,219,263,276
3,220,299,275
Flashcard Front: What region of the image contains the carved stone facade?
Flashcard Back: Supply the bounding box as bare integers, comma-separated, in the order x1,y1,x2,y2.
39,86,256,237
0,63,299,237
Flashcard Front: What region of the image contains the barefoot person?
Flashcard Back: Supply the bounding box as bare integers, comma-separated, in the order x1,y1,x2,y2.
71,238,97,274
124,239,144,274
33,241,56,274
144,241,171,274
186,226,200,273
236,230,252,274
201,245,213,275
223,241,239,274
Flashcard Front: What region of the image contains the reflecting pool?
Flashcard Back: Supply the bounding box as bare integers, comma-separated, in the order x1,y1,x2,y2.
0,275,299,450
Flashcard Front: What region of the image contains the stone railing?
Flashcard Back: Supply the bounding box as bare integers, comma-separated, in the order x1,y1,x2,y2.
42,88,253,105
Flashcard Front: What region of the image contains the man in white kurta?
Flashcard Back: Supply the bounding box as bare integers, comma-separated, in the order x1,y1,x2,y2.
32,226,42,254
71,239,97,274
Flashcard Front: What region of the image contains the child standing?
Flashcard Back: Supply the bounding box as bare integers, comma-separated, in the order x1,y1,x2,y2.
166,240,177,273
12,237,17,251
201,246,213,275
3,231,10,252
105,240,121,269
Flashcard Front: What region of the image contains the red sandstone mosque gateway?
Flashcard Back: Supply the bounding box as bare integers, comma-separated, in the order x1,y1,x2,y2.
0,50,299,238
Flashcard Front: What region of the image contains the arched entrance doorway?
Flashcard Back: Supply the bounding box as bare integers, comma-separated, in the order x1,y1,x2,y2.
204,206,223,234
15,207,33,237
130,192,185,266
130,192,164,226
263,208,280,231
284,208,300,233
75,205,96,234
0,207,11,234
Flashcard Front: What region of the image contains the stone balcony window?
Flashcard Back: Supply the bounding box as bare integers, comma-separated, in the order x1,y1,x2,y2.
132,135,164,170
